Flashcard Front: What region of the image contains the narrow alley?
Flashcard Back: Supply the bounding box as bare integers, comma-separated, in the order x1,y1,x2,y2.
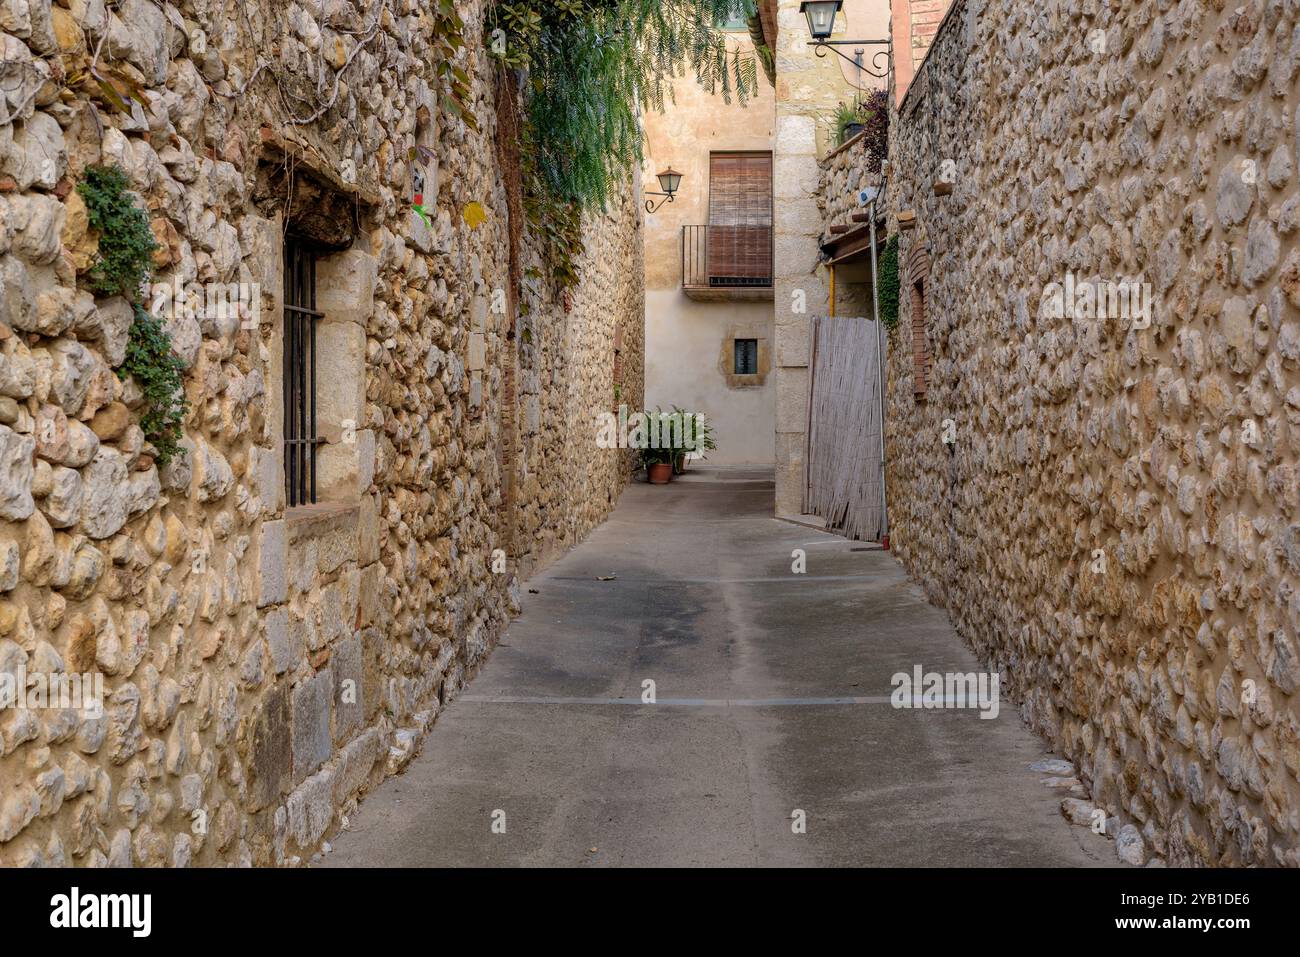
322,469,1109,867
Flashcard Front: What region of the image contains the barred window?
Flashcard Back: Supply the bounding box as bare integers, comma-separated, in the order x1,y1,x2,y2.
734,338,758,375
283,238,324,506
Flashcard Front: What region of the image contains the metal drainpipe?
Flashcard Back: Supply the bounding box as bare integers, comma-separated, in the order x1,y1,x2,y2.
829,264,836,317
868,189,889,548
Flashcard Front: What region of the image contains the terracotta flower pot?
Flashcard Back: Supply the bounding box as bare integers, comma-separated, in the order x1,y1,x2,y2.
647,463,673,484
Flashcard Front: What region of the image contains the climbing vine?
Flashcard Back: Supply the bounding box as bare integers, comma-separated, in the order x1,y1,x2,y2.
483,1,755,294
77,165,189,464
879,234,900,329
431,0,478,131
76,165,156,300
523,181,584,294
119,305,189,466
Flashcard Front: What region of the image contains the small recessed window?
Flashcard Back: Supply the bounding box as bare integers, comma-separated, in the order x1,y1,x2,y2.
734,338,758,375
284,238,324,506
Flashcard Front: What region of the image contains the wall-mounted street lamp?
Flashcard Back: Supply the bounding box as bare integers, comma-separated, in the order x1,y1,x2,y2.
799,0,890,79
645,168,682,213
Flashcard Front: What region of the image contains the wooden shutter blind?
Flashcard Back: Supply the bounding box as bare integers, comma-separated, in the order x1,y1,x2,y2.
707,152,772,284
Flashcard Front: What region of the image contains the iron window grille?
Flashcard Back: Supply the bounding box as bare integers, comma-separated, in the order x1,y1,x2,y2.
283,238,325,506
734,338,759,375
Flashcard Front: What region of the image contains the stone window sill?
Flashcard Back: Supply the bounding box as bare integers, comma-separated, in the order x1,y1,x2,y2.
285,501,360,539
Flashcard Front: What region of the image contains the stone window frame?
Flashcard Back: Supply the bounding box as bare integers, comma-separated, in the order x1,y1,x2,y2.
282,236,325,507
907,244,932,401
718,330,770,388
268,238,375,520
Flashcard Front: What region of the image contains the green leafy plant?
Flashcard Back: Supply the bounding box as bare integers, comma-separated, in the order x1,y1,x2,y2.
522,157,584,294
120,304,189,465
76,164,157,300
670,406,716,473
878,234,900,329
431,0,477,130
831,101,864,146
77,165,188,465
489,0,758,210
638,443,675,469
637,408,678,470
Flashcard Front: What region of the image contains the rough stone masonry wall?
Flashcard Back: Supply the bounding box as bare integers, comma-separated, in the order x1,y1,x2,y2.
818,131,882,255
881,0,1300,865
513,200,644,580
0,0,643,867
814,133,884,320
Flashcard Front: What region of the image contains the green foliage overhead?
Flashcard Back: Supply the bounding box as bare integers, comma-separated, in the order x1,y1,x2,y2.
878,234,900,329
489,0,759,209
76,164,158,300
523,180,584,293
119,304,189,466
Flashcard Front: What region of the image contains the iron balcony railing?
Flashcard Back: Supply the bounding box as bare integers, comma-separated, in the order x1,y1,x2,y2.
681,224,774,289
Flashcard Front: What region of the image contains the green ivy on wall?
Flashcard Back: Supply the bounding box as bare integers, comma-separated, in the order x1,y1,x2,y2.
119,305,189,466
77,165,189,465
77,165,157,300
431,0,477,130
878,234,900,329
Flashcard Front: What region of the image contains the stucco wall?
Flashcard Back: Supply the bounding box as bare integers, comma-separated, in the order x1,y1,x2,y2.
880,0,1300,865
644,290,774,465
0,0,642,866
642,25,775,466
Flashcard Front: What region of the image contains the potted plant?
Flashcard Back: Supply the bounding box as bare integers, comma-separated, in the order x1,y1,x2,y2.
832,101,864,145
671,408,716,474
641,444,674,484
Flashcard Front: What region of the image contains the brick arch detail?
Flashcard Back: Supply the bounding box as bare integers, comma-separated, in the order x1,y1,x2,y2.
907,244,932,286
907,244,932,399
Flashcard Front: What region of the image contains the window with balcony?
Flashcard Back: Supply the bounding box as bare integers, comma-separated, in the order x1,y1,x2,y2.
682,151,773,298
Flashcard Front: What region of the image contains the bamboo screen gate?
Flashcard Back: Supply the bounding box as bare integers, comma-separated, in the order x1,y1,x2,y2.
803,316,885,541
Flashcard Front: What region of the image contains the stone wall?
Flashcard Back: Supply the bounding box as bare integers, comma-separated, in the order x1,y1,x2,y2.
815,133,885,324
513,199,644,579
0,0,642,866
872,0,1300,865
819,131,882,242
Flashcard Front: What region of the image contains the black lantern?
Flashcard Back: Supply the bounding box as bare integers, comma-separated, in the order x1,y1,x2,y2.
799,0,843,41
645,167,682,213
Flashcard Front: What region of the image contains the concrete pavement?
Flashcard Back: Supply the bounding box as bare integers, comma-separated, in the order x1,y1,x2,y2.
321,467,1111,867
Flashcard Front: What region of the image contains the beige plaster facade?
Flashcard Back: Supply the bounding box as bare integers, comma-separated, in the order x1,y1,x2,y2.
642,25,777,466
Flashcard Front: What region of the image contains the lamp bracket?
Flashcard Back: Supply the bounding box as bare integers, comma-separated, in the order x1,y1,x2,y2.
644,193,674,214
809,39,891,79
